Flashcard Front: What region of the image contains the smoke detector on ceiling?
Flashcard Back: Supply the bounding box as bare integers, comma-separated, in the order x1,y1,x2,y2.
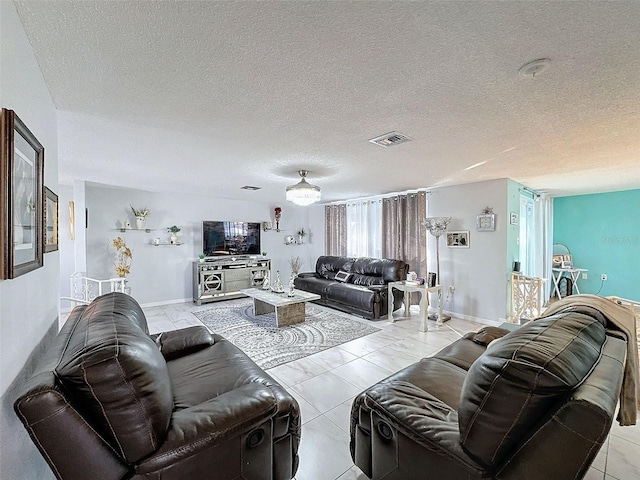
369,131,412,147
518,58,551,78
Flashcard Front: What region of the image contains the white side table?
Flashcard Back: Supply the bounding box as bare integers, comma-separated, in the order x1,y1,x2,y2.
551,268,588,299
388,281,444,332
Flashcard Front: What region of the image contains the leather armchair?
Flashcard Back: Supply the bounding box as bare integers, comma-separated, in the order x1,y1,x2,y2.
15,292,300,480
351,303,630,479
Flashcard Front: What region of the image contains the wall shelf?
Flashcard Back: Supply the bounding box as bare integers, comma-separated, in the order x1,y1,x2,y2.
151,242,184,246
118,227,155,233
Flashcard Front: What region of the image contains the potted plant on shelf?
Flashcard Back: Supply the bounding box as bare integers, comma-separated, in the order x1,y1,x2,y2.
297,228,306,244
131,206,149,229
198,253,205,263
167,225,181,244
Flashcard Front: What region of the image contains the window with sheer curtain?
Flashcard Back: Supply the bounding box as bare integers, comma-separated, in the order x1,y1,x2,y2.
346,199,383,257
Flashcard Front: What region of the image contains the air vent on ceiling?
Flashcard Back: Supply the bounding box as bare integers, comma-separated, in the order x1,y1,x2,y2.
369,131,412,148
241,185,261,191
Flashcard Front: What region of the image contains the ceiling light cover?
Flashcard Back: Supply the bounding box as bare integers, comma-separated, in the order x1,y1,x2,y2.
286,170,321,206
518,58,551,78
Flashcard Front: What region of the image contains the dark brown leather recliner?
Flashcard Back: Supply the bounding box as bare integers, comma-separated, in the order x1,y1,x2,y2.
14,292,300,480
350,303,630,479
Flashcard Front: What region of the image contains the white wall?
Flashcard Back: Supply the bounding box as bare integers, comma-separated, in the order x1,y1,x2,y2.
427,179,511,322
1,2,59,478
81,183,324,305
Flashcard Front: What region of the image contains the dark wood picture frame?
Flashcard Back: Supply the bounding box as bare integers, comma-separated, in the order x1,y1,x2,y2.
44,186,58,253
1,109,45,279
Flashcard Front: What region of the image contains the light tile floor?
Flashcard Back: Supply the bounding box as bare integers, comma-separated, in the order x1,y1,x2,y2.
143,301,640,480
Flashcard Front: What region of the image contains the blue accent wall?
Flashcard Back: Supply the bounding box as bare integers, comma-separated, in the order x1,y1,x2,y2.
553,189,640,300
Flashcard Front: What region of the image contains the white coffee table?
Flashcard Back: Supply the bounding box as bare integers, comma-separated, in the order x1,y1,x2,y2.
241,288,321,327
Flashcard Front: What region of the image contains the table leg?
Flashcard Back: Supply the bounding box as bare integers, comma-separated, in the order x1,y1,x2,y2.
419,290,428,332
571,272,581,294
552,272,562,299
403,291,411,317
253,298,274,316
388,285,395,322
275,302,306,326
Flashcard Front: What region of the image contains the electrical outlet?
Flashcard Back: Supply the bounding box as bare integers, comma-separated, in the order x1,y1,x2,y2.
601,274,607,281
581,273,588,280
449,285,455,293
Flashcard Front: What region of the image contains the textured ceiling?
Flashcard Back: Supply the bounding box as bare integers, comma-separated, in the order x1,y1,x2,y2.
13,0,640,202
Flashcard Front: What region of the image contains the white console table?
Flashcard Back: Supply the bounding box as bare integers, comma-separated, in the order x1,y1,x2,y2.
388,281,444,332
551,267,588,299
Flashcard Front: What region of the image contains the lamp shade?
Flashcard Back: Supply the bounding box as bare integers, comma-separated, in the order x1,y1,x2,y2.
286,170,321,206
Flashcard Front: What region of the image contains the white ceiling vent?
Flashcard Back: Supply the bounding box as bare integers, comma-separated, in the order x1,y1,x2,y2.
369,131,412,147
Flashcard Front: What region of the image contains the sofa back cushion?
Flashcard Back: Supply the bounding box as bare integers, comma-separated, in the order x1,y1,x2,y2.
56,293,173,464
316,256,355,279
351,257,407,286
458,312,606,468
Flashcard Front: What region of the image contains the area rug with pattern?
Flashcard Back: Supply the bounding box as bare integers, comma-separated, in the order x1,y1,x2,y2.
193,298,380,369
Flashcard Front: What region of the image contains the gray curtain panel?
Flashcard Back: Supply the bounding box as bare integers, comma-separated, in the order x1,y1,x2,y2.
382,191,427,278
325,204,347,256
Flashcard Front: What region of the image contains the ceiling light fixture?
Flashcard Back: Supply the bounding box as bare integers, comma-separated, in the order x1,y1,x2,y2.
518,58,551,78
286,170,321,206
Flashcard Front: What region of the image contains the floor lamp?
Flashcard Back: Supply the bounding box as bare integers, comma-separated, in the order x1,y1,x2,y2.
422,216,451,322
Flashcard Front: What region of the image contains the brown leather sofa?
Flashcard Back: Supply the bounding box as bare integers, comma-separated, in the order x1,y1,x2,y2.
350,303,629,479
294,255,409,319
14,292,300,480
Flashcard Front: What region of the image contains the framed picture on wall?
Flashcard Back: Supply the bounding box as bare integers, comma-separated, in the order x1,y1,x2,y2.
44,186,58,253
1,108,45,279
446,231,470,248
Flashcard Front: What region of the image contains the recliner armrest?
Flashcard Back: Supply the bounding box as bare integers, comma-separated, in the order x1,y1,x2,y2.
295,272,318,279
154,326,215,360
135,383,278,474
361,381,481,471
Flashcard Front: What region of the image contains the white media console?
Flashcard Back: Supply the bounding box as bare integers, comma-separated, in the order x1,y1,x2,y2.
193,256,271,305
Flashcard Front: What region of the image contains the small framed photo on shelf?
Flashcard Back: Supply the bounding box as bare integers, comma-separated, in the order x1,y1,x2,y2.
446,231,470,248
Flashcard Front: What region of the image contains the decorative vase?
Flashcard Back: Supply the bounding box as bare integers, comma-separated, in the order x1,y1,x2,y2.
136,217,145,229
170,233,178,244
262,271,271,290
272,270,284,293
288,274,296,297
298,235,304,244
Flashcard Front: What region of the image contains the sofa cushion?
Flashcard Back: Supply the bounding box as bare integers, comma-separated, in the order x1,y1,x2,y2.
325,283,377,311
56,294,173,464
316,256,355,279
458,312,606,468
352,257,407,284
293,275,333,296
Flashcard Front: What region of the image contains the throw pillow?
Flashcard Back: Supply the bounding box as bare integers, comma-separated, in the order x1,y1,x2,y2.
334,270,352,282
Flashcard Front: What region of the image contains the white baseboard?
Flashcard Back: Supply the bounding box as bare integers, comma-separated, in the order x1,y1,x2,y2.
140,297,192,308
445,310,501,326
60,297,193,313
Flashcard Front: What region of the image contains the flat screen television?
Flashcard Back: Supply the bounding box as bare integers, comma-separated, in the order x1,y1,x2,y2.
202,221,261,256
